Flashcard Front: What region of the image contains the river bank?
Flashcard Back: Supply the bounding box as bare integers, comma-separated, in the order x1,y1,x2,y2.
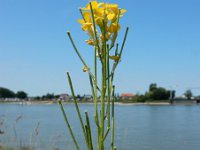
0,100,198,105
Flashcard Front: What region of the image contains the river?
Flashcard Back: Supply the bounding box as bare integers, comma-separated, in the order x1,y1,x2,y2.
0,103,200,150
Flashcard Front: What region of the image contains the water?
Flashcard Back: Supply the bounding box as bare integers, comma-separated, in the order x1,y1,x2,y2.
0,103,200,150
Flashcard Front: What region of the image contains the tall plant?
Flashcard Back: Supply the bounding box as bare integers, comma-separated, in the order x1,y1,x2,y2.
58,1,128,149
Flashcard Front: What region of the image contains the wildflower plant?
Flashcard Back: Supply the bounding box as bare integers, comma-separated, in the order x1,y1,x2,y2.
58,1,128,150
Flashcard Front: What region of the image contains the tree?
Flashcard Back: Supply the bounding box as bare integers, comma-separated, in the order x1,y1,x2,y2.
149,83,157,92
169,90,176,104
16,91,28,99
42,93,55,100
184,90,192,100
150,87,170,100
0,87,15,98
171,90,176,99
145,83,170,100
35,96,41,100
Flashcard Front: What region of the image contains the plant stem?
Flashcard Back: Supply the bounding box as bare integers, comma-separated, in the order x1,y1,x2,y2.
106,44,111,128
119,27,129,58
104,45,111,141
58,100,80,150
99,19,108,150
85,111,94,150
100,60,106,150
89,2,102,61
110,27,129,83
94,47,100,147
67,31,95,80
111,86,115,150
67,72,89,149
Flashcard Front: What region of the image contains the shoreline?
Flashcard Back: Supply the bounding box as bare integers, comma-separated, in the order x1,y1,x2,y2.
0,100,198,106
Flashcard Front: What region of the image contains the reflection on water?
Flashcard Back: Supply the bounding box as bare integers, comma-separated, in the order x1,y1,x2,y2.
0,104,200,150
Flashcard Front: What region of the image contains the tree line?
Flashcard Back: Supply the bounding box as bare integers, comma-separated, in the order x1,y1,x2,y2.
0,87,28,99
119,83,174,102
0,85,196,102
0,87,59,101
118,83,197,103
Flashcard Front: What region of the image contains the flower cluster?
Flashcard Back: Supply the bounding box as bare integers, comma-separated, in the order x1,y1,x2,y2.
78,1,126,48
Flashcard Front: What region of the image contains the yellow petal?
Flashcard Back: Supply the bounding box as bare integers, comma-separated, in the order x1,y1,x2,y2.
82,12,91,22
82,1,103,11
90,1,98,9
97,3,104,7
94,8,104,18
95,17,103,27
77,19,85,24
109,7,118,15
109,55,119,61
81,23,92,31
107,13,115,20
82,1,98,10
120,9,126,14
108,23,120,33
109,4,118,8
105,4,118,9
85,39,95,46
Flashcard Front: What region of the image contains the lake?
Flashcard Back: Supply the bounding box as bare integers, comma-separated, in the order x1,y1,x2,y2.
0,103,200,150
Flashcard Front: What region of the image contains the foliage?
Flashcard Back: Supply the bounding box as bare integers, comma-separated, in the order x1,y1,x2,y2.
170,90,176,99
150,87,170,100
16,91,28,99
184,90,193,100
0,87,15,98
149,83,157,92
131,95,147,102
42,93,54,100
145,84,170,100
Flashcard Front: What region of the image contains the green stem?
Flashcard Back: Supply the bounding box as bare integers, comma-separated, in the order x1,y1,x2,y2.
67,31,95,80
66,72,89,149
100,64,106,150
89,2,102,61
99,19,108,150
58,100,79,150
110,27,129,83
79,8,86,22
85,111,94,150
119,27,129,58
94,47,100,147
110,10,121,50
103,127,110,142
107,44,111,125
111,86,115,150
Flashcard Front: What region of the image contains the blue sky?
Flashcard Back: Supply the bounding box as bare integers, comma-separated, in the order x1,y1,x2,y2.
0,0,200,96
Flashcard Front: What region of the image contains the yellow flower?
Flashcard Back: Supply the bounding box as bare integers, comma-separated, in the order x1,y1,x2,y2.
108,23,120,33
78,1,126,45
95,17,104,27
107,13,115,20
82,1,103,11
82,12,91,22
77,19,85,25
81,22,92,31
120,9,126,15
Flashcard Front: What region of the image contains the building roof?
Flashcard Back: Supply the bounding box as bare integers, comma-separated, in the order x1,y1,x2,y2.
120,93,134,97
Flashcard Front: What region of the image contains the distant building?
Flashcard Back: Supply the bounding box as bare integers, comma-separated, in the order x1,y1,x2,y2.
120,93,134,100
59,94,71,101
83,94,93,101
4,98,20,102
